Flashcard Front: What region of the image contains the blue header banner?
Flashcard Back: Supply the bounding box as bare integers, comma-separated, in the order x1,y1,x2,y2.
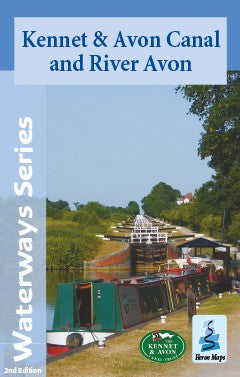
1,0,240,71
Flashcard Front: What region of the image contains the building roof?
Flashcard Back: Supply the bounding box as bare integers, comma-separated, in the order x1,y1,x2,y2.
177,237,227,249
183,192,194,200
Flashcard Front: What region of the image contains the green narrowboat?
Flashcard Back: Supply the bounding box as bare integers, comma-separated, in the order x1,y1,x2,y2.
47,271,211,356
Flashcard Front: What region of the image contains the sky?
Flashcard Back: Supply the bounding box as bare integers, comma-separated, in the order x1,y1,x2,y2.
47,85,213,208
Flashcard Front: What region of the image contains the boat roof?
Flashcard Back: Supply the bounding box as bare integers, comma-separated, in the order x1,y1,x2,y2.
69,270,206,287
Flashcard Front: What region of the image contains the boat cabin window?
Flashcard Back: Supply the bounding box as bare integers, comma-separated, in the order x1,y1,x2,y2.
187,278,198,297
139,285,164,319
173,279,187,308
75,284,92,328
187,276,210,298
195,276,210,296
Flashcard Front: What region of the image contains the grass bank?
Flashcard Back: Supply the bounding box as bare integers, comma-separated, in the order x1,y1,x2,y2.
47,294,240,377
93,240,127,259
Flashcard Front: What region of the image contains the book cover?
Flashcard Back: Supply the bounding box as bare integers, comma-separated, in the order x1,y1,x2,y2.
0,2,239,377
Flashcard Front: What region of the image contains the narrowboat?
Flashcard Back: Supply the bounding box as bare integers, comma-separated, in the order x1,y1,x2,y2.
47,270,211,356
165,257,232,293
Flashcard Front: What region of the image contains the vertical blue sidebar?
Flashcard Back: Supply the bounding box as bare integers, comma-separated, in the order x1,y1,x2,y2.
0,72,46,376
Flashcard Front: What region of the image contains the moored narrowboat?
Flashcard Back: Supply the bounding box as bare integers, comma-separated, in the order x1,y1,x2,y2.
47,271,211,356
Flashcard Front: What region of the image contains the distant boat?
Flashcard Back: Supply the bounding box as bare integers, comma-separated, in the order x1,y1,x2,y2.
47,270,211,356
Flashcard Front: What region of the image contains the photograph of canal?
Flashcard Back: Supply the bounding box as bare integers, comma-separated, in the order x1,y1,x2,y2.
46,74,240,376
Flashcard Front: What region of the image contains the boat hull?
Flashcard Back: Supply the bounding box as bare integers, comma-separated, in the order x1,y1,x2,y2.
47,330,115,356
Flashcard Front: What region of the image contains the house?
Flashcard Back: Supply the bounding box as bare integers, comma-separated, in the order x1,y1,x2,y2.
177,192,194,205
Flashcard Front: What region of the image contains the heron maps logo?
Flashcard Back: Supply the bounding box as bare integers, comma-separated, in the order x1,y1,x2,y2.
140,330,186,363
192,315,227,363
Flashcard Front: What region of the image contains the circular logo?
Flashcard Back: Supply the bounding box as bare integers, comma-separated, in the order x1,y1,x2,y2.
140,330,186,363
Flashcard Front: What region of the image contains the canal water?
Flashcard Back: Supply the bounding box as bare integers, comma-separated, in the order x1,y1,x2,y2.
46,270,132,329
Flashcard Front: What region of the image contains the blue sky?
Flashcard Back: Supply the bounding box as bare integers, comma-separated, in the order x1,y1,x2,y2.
47,85,213,207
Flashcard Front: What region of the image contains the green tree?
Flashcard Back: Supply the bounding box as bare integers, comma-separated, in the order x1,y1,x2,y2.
47,198,70,211
83,201,111,219
141,182,181,217
200,214,222,238
127,201,140,215
73,201,80,210
227,213,240,243
177,72,240,177
177,73,240,243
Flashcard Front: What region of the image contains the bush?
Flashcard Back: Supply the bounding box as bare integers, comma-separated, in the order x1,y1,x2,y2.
83,201,111,219
110,212,130,223
71,209,108,233
47,219,100,268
